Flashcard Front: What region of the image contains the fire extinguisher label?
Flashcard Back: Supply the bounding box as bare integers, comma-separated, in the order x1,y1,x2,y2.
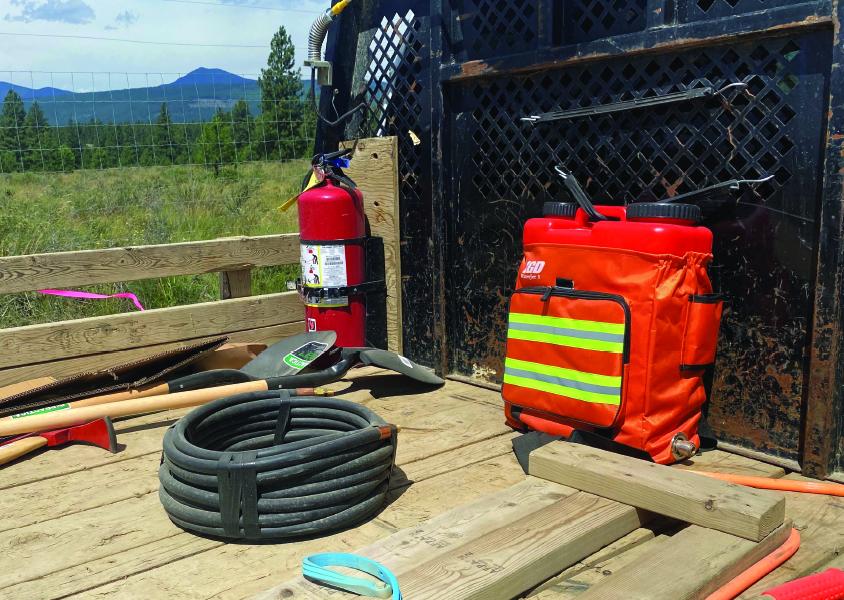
300,244,349,306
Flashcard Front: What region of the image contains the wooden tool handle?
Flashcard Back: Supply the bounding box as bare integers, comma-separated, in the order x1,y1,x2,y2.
70,382,171,408
0,437,48,465
0,380,271,437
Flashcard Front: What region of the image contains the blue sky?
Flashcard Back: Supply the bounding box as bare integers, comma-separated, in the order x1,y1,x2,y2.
0,0,324,90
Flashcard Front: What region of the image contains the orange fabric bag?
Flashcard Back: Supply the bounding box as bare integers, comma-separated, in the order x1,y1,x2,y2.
503,243,723,464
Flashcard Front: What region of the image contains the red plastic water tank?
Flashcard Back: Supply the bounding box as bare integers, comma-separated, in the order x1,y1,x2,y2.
523,203,713,256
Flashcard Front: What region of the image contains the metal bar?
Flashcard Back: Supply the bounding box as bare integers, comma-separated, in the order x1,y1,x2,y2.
523,87,714,124
440,1,829,81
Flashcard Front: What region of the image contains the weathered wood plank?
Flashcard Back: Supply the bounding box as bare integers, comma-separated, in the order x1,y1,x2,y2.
0,321,304,387
0,291,303,368
219,268,252,299
531,534,671,600
0,234,298,294
342,137,403,354
530,441,785,541
527,528,662,598
576,522,792,600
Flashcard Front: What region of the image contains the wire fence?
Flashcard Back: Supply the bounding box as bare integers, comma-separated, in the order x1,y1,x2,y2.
0,71,316,174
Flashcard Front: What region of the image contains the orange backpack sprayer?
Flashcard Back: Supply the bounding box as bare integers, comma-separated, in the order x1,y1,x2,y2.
504,168,768,464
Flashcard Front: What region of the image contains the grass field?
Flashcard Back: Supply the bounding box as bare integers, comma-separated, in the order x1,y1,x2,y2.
0,161,307,327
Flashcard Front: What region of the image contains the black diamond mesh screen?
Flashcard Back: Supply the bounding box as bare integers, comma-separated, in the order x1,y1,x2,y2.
446,31,832,460
350,4,437,366
678,0,800,22
452,0,538,60
555,0,648,44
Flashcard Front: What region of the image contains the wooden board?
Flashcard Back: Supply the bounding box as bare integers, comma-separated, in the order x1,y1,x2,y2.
0,234,298,294
0,291,302,368
342,137,402,354
262,486,646,600
0,321,304,387
529,441,786,541
575,522,792,600
219,269,253,299
0,233,299,294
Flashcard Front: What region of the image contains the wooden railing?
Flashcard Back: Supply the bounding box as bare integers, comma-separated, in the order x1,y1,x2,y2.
0,137,401,388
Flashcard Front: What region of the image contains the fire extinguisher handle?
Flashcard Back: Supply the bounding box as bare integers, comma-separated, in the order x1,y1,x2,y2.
554,166,608,221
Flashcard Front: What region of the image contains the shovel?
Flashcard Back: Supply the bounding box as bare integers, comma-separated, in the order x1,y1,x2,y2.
1,332,338,424
0,417,118,466
0,339,443,437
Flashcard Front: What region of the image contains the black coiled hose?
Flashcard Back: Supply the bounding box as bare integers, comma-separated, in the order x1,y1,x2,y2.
159,390,397,541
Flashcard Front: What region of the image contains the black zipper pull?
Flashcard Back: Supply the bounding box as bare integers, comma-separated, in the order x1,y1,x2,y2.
541,287,553,301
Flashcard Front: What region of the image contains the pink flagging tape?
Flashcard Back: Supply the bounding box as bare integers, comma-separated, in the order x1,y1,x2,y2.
37,289,146,312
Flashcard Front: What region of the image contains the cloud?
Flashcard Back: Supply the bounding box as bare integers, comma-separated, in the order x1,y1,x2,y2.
5,0,95,24
105,9,137,30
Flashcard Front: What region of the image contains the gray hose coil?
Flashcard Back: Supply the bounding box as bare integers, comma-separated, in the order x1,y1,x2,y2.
159,390,398,541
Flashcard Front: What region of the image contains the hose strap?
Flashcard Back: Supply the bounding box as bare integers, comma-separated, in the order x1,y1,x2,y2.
217,450,259,538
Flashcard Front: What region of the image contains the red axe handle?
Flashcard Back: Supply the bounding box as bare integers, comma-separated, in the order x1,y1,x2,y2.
0,418,118,467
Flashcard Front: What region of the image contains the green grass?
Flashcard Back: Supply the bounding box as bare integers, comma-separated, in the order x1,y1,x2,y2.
0,161,308,327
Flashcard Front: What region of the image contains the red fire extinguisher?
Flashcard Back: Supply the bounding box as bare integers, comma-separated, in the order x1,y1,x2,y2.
297,149,368,348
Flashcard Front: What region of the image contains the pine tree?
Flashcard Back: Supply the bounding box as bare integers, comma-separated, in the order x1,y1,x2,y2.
231,99,253,157
258,26,302,156
0,90,27,170
155,103,175,164
23,101,50,171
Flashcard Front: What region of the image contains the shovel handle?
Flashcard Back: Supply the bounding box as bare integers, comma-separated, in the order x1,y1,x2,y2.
0,380,336,437
0,437,47,466
70,382,171,408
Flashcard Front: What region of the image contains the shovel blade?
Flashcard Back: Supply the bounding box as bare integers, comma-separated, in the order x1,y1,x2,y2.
358,349,444,385
240,331,337,379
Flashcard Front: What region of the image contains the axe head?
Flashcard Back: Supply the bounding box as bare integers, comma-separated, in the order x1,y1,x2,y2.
40,417,118,453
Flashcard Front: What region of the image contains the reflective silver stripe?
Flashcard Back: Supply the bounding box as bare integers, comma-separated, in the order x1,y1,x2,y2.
504,366,621,397
508,321,625,343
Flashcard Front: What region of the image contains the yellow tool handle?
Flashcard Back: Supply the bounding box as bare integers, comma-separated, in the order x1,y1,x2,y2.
0,437,48,466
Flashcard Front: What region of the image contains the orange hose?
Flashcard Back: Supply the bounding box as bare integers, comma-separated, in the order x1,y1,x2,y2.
705,528,801,600
693,471,844,496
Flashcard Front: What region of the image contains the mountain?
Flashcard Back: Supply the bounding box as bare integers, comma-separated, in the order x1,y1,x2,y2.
0,82,72,101
165,67,255,88
0,69,312,126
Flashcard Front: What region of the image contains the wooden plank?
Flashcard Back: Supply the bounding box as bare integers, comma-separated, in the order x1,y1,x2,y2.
531,534,671,600
529,441,785,541
0,321,304,387
342,137,403,353
258,477,577,600
0,234,299,294
737,473,844,597
386,492,645,600
0,291,303,368
576,522,792,600
220,269,253,299
528,528,662,598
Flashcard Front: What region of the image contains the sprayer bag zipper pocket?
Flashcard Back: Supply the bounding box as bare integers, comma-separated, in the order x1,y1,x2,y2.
503,286,631,429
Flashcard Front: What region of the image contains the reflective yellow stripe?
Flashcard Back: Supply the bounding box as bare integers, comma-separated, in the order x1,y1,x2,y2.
507,329,624,353
505,357,621,387
503,374,621,405
509,312,625,334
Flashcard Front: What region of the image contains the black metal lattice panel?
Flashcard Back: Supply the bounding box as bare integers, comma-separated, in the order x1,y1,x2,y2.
446,31,832,460
350,3,438,366
451,0,538,60
678,0,803,22
555,0,648,45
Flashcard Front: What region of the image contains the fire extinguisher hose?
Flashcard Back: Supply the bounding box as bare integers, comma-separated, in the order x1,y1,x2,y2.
159,390,397,541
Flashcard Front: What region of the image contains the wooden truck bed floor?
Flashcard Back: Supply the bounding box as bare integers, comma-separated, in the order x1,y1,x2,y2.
0,367,842,599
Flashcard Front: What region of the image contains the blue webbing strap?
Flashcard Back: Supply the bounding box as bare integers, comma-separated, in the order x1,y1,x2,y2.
302,553,401,599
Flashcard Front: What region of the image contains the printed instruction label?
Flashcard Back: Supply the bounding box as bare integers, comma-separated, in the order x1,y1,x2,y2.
12,403,71,419
300,243,349,307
